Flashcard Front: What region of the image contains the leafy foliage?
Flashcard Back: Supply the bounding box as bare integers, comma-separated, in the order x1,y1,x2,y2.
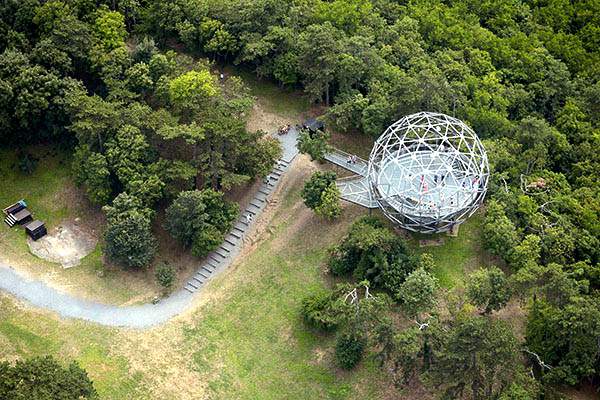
335,329,366,370
397,268,438,317
155,261,176,293
301,171,337,211
297,129,331,162
466,267,511,314
165,190,239,258
328,217,417,292
0,356,97,399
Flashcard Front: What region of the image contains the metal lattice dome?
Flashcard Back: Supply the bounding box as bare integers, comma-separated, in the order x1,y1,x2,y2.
367,112,489,233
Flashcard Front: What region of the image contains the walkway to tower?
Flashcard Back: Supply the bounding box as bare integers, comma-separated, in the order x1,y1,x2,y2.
323,149,378,209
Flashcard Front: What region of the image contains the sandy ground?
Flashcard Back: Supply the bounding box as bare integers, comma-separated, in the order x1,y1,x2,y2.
28,221,96,268
246,99,299,133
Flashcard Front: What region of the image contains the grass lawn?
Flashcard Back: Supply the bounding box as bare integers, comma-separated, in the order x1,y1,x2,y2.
409,213,490,289
0,147,161,304
0,158,389,399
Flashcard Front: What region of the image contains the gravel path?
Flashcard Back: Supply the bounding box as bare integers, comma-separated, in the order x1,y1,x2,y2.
0,129,300,329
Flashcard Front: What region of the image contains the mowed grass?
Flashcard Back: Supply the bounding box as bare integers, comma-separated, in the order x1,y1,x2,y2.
0,295,149,399
0,147,72,257
177,163,386,399
0,164,388,400
0,147,157,304
410,213,489,288
224,66,310,118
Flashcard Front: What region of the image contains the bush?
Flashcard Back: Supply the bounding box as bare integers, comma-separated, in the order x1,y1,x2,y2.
328,217,416,290
466,266,511,314
396,268,438,316
0,356,97,399
301,171,337,210
155,262,176,293
297,129,331,161
314,183,342,220
335,330,366,369
165,189,238,256
104,213,157,268
191,224,224,258
300,290,342,331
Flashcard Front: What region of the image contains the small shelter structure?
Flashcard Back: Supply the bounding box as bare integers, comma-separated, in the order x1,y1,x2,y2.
25,220,47,241
11,209,32,225
302,118,324,133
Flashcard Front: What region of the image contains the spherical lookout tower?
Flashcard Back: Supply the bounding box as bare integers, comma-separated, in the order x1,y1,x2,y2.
367,112,489,234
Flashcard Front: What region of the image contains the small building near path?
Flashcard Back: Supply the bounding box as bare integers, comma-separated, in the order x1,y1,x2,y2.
25,220,47,241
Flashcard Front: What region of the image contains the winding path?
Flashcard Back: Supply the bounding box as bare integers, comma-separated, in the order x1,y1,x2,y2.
0,128,300,329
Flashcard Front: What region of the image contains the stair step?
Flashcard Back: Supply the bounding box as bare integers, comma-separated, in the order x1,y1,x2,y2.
249,201,262,209
224,237,237,246
198,271,210,279
215,249,228,258
208,259,220,269
187,281,199,289
230,230,242,239
220,242,233,252
202,265,214,273
184,285,195,293
258,189,270,196
209,255,221,264
271,170,282,176
192,276,204,284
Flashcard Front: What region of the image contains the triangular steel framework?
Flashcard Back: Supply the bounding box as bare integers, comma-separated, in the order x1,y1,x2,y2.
323,112,488,233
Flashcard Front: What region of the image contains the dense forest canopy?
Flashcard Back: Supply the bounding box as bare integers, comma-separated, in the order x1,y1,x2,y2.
0,0,599,395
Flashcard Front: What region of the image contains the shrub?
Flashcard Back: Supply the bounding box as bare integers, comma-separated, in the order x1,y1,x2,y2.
104,213,157,268
297,128,331,161
396,268,438,316
335,330,366,369
314,183,342,220
301,171,337,210
328,217,416,290
165,189,238,256
466,266,511,314
155,262,176,293
191,224,224,258
300,289,342,331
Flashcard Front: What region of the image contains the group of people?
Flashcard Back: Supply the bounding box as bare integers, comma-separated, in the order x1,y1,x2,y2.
278,124,292,135
346,155,358,164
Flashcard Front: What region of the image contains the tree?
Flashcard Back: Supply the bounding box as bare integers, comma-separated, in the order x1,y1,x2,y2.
335,329,366,369
155,261,176,294
483,200,520,265
0,356,97,399
104,213,157,268
397,268,438,317
328,217,417,290
526,296,600,385
314,183,342,220
103,193,156,269
301,171,337,210
297,23,342,105
168,69,218,113
429,315,519,399
466,267,511,314
72,145,112,205
93,7,126,53
297,129,332,162
165,190,238,257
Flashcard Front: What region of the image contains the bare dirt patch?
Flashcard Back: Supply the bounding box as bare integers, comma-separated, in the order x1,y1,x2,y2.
246,99,299,133
28,221,97,268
